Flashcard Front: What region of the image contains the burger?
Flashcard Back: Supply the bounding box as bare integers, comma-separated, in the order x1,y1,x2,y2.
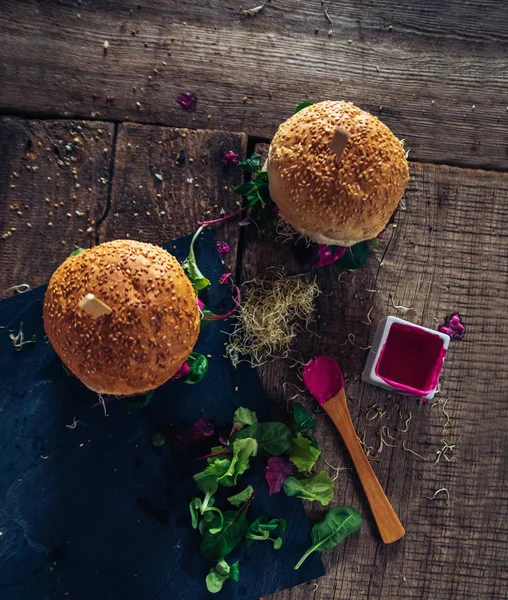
43,240,200,396
267,101,409,246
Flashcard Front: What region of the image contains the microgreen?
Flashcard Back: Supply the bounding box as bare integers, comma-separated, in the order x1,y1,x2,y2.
245,516,286,549
183,226,211,292
205,559,239,593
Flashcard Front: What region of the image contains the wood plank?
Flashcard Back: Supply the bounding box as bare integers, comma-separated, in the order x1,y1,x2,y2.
99,122,247,264
1,1,508,169
0,117,114,291
240,161,508,599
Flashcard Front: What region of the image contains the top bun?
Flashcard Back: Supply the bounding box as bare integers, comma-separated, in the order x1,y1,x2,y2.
43,240,200,396
267,101,409,246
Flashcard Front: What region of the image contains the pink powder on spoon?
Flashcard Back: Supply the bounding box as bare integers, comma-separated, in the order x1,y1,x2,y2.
302,355,345,405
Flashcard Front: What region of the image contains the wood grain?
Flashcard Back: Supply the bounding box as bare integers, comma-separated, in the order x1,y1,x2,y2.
0,117,114,292
1,1,508,168
99,123,247,268
240,161,508,599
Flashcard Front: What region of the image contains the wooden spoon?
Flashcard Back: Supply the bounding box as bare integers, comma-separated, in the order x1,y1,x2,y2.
303,356,405,544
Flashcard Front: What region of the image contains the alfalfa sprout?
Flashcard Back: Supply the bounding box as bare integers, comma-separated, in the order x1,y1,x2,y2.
225,272,320,367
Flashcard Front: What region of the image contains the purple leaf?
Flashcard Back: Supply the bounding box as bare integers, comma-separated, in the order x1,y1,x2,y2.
314,245,347,268
439,313,465,341
176,417,215,445
265,456,293,495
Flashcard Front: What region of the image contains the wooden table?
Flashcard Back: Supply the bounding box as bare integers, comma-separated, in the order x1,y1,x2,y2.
1,2,507,599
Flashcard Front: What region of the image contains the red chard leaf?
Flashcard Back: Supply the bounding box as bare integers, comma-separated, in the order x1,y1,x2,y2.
265,456,293,495
176,417,215,445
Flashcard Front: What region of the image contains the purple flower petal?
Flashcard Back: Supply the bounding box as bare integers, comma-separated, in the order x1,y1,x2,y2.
220,151,239,166
216,241,231,254
265,456,293,495
177,92,197,110
173,362,191,379
439,313,465,341
219,272,233,285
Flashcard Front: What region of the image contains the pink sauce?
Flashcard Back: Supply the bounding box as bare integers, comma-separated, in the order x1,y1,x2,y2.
375,323,447,396
302,355,344,405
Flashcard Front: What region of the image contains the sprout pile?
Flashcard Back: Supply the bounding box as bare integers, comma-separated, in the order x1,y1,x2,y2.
226,272,319,367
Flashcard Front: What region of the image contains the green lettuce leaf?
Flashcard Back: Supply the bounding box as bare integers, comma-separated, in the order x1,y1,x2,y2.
233,407,258,427
283,471,334,506
219,438,258,487
289,433,321,473
227,485,254,507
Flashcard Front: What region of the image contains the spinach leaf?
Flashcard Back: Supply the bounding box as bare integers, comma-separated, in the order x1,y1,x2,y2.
200,510,248,560
283,471,334,506
227,485,254,507
205,559,240,593
289,433,321,473
184,352,208,384
219,437,258,487
295,101,315,114
337,241,370,270
232,422,293,457
183,226,211,291
294,506,363,569
233,407,258,427
292,403,316,432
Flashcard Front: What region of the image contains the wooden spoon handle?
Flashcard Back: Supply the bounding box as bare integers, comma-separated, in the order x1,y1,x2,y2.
323,389,405,544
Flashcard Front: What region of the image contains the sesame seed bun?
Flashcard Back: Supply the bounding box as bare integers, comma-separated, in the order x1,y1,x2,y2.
43,240,200,396
267,101,409,246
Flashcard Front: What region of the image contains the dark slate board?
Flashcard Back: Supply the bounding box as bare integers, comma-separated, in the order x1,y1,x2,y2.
0,230,324,600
